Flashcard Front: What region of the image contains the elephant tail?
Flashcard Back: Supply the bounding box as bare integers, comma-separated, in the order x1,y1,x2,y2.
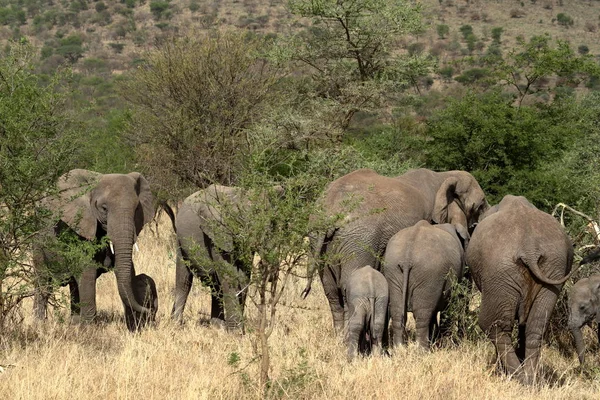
399,263,412,335
302,227,337,299
580,247,600,266
159,200,177,234
519,254,577,286
368,296,376,347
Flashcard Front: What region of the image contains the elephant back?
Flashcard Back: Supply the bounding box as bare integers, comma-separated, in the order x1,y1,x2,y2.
385,221,463,274
180,185,245,253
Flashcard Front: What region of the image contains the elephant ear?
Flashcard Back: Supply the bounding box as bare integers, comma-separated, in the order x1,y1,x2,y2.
54,169,102,240
433,177,459,224
480,204,499,220
128,172,155,235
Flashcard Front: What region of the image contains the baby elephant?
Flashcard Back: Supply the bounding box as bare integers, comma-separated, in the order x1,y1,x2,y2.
345,265,389,361
568,274,600,364
124,273,159,332
383,220,468,349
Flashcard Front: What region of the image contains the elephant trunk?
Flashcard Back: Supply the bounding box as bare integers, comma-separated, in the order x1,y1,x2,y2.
570,325,586,364
109,210,150,315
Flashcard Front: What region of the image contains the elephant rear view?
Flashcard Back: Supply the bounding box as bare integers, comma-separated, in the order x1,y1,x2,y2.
345,265,389,361
466,195,574,385
568,274,600,364
383,220,467,349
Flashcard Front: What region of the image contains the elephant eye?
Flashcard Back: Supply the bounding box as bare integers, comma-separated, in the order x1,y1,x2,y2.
101,204,108,212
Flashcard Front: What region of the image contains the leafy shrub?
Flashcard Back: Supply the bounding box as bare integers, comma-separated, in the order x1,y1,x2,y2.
150,1,170,20
459,24,473,40
109,42,125,54
436,24,449,39
557,13,574,27
95,1,107,12
578,45,589,55
56,34,85,63
407,42,425,56
491,27,503,42
454,68,489,85
439,66,453,81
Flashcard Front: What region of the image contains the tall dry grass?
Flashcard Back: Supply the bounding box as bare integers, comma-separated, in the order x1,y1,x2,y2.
1,214,600,399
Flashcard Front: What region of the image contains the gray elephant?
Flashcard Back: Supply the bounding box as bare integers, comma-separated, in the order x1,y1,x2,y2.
171,184,280,331
303,168,488,334
125,274,159,331
345,265,389,361
466,195,574,385
568,274,600,364
383,220,468,349
33,169,157,331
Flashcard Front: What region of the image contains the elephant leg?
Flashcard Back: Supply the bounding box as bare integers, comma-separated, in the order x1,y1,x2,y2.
321,265,345,336
77,265,98,323
479,293,522,378
522,288,559,386
388,275,406,347
515,324,526,363
33,277,51,321
171,252,194,322
372,298,387,356
346,302,364,361
68,277,80,316
413,307,435,349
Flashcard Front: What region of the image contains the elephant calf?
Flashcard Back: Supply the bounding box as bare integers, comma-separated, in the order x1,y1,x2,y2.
124,274,159,332
383,220,467,349
345,265,389,361
568,274,600,364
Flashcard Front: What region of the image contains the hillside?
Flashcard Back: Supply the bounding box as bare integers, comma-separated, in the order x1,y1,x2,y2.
0,0,597,75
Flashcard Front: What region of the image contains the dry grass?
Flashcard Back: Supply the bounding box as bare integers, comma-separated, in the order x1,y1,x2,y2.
1,214,600,399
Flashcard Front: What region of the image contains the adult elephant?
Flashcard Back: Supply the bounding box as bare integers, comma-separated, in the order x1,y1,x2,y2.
33,169,156,331
171,184,280,331
466,195,574,385
303,168,488,334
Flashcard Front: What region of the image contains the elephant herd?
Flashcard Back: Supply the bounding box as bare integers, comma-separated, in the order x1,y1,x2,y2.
32,167,600,386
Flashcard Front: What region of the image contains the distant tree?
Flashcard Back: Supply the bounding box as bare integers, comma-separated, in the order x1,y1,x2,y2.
491,27,503,43
459,24,473,40
556,13,574,28
122,32,284,195
492,35,600,106
56,34,84,63
437,24,450,39
281,0,431,131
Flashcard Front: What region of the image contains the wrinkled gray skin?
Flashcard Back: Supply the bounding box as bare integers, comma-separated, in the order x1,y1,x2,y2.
125,274,159,331
345,265,389,361
304,168,488,335
172,184,279,331
383,220,468,349
467,195,574,385
568,274,600,364
33,169,156,331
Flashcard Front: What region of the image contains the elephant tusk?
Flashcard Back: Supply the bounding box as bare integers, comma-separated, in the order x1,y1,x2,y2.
109,241,114,254
134,243,140,252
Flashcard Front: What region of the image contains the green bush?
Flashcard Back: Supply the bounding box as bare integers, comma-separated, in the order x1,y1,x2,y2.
491,27,503,42
95,1,107,12
150,1,170,20
578,44,589,55
439,66,454,81
557,13,574,27
455,68,489,85
459,24,473,40
436,24,449,39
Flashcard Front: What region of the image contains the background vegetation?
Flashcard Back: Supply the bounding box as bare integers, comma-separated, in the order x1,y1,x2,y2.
3,0,600,396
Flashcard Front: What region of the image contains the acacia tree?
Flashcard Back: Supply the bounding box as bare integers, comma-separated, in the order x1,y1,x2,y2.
491,35,600,106
283,0,431,133
0,40,79,331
